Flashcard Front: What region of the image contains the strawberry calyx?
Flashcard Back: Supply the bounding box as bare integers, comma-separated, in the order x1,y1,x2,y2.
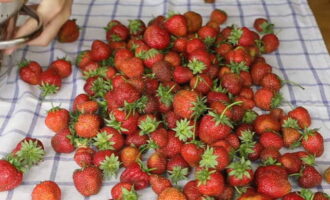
212,79,228,93
100,56,114,67
196,168,215,186
199,146,218,169
192,96,208,120
121,96,148,117
173,119,195,142
261,157,281,166
93,131,115,150
239,130,255,143
300,154,316,166
91,77,113,98
75,50,88,66
168,166,189,185
156,84,174,107
128,19,143,35
122,187,139,200
270,92,283,109
228,26,243,45
227,157,252,180
138,116,161,135
242,110,257,124
260,21,274,35
18,59,30,69
188,139,205,148
255,39,265,53
298,189,314,200
105,113,128,132
39,82,59,97
208,101,242,127
5,154,26,173
139,139,159,153
237,130,256,158
47,106,61,113
228,61,249,74
71,136,90,148
110,34,122,42
137,159,155,174
204,36,216,48
187,59,206,75
282,117,300,129
99,154,121,179
136,48,160,60
166,10,179,19
301,128,319,141
83,67,108,79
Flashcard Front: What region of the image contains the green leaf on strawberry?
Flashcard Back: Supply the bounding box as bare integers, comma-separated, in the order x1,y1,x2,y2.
122,187,139,200
168,166,189,185
105,113,128,132
173,119,195,142
228,157,252,180
14,140,45,170
39,82,60,97
300,154,316,166
260,21,274,35
299,189,314,200
196,168,215,186
242,110,257,124
228,26,243,45
270,92,283,109
93,132,115,150
91,77,113,98
138,116,161,135
156,84,174,107
282,117,300,129
83,66,108,79
99,154,121,179
228,61,249,74
187,59,206,75
121,96,148,117
192,96,208,120
199,146,218,169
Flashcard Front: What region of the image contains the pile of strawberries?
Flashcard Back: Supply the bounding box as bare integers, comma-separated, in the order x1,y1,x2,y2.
3,8,330,200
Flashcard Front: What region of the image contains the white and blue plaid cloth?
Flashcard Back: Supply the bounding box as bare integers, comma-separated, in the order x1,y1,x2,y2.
0,0,329,199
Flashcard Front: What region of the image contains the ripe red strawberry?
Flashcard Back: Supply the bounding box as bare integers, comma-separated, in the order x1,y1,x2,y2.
51,128,75,153
279,153,302,174
190,74,212,94
111,182,138,200
118,57,144,79
164,51,181,67
144,25,170,50
120,146,140,167
282,192,305,200
150,128,169,149
158,187,187,200
137,48,164,68
167,154,190,184
76,50,92,70
217,186,235,200
39,68,62,96
210,9,227,25
45,107,69,133
186,38,206,54
73,166,103,196
199,146,230,171
238,190,272,200
253,114,281,134
250,62,272,85
152,60,173,82
221,72,242,95
18,60,42,85
228,27,255,46
198,25,218,46
94,127,124,151
120,163,150,190
183,180,202,200
253,18,274,34
261,34,279,53
173,90,204,119
73,94,90,111
106,23,129,42
90,40,111,62
288,106,311,129
0,160,23,192
74,113,101,138
147,152,167,175
180,143,203,167
158,131,183,158
173,65,193,84
196,169,225,196
164,14,188,37
107,109,139,135
128,19,146,36
259,131,284,150
260,72,282,91
313,192,330,200
282,118,301,148
254,87,282,111
57,19,79,43
301,129,324,157
260,147,281,163
150,174,172,195
74,147,95,167
225,47,252,66
32,181,61,200
49,58,72,78
184,11,202,34
76,100,98,114
248,142,263,161
227,158,253,186
298,165,322,188
125,132,148,148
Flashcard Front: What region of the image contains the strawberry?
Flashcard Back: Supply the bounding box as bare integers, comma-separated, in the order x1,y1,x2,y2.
324,167,330,183
313,192,330,200
149,128,169,149
125,132,148,148
111,182,138,200
158,131,183,158
253,114,281,134
183,11,202,34
183,180,202,200
186,38,206,54
288,106,311,129
283,192,305,200
32,181,61,200
74,94,91,110
18,60,42,85
250,62,272,85
57,19,79,43
173,90,207,119
198,26,218,47
39,68,62,97
225,47,252,66
120,146,140,168
253,18,274,34
260,34,279,53
158,187,187,200
260,147,281,163
228,27,255,47
260,72,282,91
227,158,253,186
164,13,188,37
147,152,167,175
215,43,233,57
190,74,212,94
49,58,72,78
173,37,188,52
92,149,116,167
0,160,23,192
167,155,190,184
301,129,324,157
74,113,101,138
120,163,150,190
238,190,272,200
199,146,230,171
90,40,111,62
152,60,173,82
94,150,120,179
118,56,144,78
137,48,164,68
94,127,124,151
221,72,242,95
173,65,194,84
259,131,284,150
76,100,99,114
180,142,203,167
128,19,146,36
164,51,181,67
279,153,302,174
218,186,235,200
143,25,170,50
11,138,45,167
106,109,139,135
45,107,70,133
254,87,282,111
51,128,75,153
106,23,129,42
76,50,92,70
74,147,95,167
73,166,103,196
298,165,322,188
282,118,302,147
196,169,225,196
150,174,172,195
210,9,227,25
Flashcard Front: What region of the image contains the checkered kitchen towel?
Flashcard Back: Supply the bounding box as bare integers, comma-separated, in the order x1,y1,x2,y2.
0,0,330,199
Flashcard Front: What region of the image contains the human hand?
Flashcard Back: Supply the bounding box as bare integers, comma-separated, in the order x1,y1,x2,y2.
3,0,73,54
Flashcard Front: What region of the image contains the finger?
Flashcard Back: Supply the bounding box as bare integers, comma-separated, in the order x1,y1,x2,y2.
36,0,66,25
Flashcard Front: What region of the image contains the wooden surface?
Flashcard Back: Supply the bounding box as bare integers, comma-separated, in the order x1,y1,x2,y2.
308,0,330,53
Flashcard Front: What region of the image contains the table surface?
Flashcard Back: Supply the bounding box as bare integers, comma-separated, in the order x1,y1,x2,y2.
308,0,330,53
0,0,330,199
